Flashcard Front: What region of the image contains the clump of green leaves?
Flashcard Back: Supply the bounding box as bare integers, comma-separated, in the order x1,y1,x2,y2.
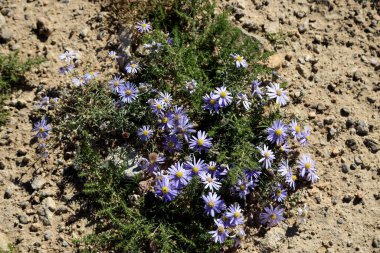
0,52,43,125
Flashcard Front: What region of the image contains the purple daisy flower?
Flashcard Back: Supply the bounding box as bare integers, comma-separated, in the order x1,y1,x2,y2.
206,161,219,175
168,162,190,188
267,120,288,145
199,173,221,192
33,118,51,139
59,64,74,74
278,160,291,177
298,154,315,178
260,205,285,227
234,227,246,247
289,119,302,140
119,82,139,103
217,213,232,227
137,125,153,141
257,144,275,169
163,134,183,153
185,79,197,93
150,99,166,115
171,105,187,124
109,51,119,60
184,157,207,176
271,184,287,202
146,152,165,174
231,53,248,68
158,91,172,106
125,62,141,74
202,192,226,217
173,116,196,142
154,176,178,202
36,143,49,158
83,71,99,82
299,126,311,147
251,80,264,99
212,86,232,107
136,20,152,33
235,179,253,199
189,131,212,153
267,82,289,106
158,112,174,131
279,141,291,153
137,157,149,170
72,76,86,87
236,93,251,111
285,170,297,190
202,93,220,113
226,203,244,226
59,50,76,62
209,219,229,243
109,75,125,93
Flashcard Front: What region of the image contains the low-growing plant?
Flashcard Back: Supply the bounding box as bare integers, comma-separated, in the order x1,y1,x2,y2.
32,1,318,252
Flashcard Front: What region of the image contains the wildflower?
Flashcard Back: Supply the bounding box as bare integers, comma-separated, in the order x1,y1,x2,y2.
206,161,219,175
137,157,149,170
163,134,183,153
212,86,232,107
125,62,141,74
38,96,50,110
185,79,197,93
289,119,302,140
158,91,172,106
138,82,152,93
260,205,285,227
209,219,229,243
189,131,212,153
251,80,264,99
59,64,74,74
202,192,226,217
168,162,190,188
217,213,232,227
236,93,251,110
279,141,291,153
184,157,207,176
154,176,178,202
231,54,248,68
278,160,291,177
226,203,244,226
267,82,289,106
109,50,119,60
298,154,315,178
83,71,99,82
245,169,262,180
235,179,253,199
285,170,297,190
33,118,51,139
72,76,86,87
59,50,76,62
234,227,245,247
216,164,230,178
257,144,275,169
200,173,221,192
299,126,311,147
137,126,153,141
119,82,139,103
150,99,166,115
271,184,287,202
109,76,125,93
146,152,165,174
202,93,220,113
171,105,187,124
36,143,49,158
158,112,174,130
297,204,309,224
267,120,288,145
136,20,152,33
174,116,195,142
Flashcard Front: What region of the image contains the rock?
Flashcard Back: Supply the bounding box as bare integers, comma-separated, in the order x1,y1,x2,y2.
35,17,52,40
345,139,357,151
324,117,334,125
364,139,380,153
16,149,27,156
44,231,53,240
30,224,41,232
372,237,380,248
354,156,362,165
263,22,279,33
0,160,5,170
0,14,5,28
341,164,349,173
42,197,56,211
259,226,286,252
346,118,355,128
296,64,308,78
308,111,316,119
340,108,350,117
353,70,363,81
18,201,29,209
295,11,306,19
267,54,283,69
355,120,369,136
0,26,12,42
55,206,69,215
31,177,47,191
342,195,353,203
298,23,307,33
242,22,259,32
117,25,133,69
0,232,10,251
316,103,327,113
18,214,29,224
367,97,376,103
79,27,89,38
4,187,13,199
350,163,357,170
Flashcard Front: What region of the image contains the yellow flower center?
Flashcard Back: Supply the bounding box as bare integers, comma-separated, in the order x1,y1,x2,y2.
126,90,132,95
164,98,169,103
210,99,216,105
206,177,213,183
275,129,283,136
305,162,311,170
197,139,204,145
143,130,149,136
240,185,246,190
270,214,277,220
168,141,175,148
292,175,297,181
264,152,271,158
295,125,301,133
276,189,282,196
115,81,119,86
39,127,45,133
174,115,180,120
209,165,215,171
217,226,225,233
156,104,162,110
234,211,240,218
192,166,199,173
162,117,168,123
222,216,228,222
162,186,169,194
176,171,183,178
142,23,147,28
131,64,136,68
208,201,215,208
306,135,311,141
276,89,282,96
220,91,227,98
236,55,243,62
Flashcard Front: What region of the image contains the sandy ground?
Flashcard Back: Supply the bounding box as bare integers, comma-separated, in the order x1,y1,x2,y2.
0,0,379,252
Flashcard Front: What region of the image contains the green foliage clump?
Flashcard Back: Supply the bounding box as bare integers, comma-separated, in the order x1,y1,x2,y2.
0,52,43,125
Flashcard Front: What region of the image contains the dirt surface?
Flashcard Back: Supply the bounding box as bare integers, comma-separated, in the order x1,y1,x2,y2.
0,0,379,252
